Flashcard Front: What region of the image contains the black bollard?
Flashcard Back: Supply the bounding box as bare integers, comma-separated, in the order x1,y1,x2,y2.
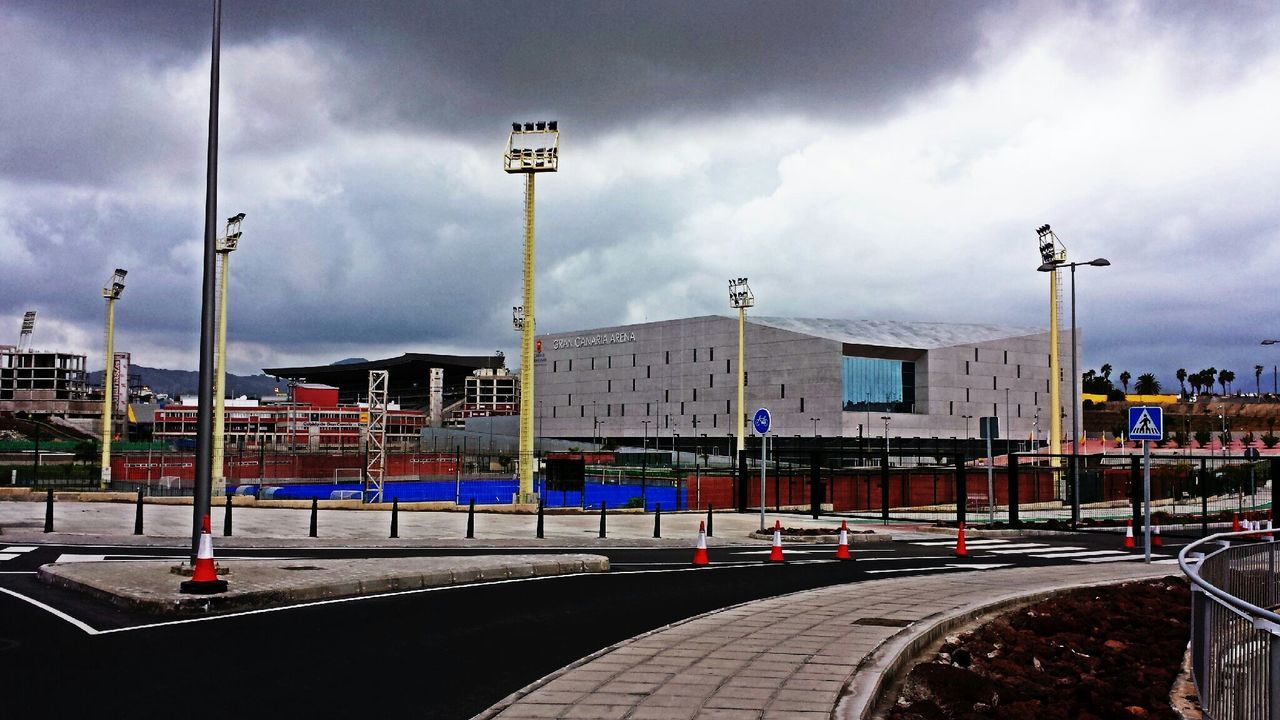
223,493,233,537
44,488,53,533
390,498,399,539
134,489,144,536
309,497,318,538
707,504,714,537
599,500,607,538
653,503,662,538
536,498,544,539
466,497,475,539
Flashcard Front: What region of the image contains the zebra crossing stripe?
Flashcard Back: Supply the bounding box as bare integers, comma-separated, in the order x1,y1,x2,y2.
1032,549,1128,559
980,543,1053,552
1078,554,1167,563
988,545,1084,555
912,539,1007,547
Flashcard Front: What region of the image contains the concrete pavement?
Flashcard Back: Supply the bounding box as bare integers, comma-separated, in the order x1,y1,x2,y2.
478,563,1176,720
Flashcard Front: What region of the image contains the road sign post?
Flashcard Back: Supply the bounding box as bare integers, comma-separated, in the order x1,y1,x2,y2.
754,409,771,531
1128,406,1164,563
980,417,999,526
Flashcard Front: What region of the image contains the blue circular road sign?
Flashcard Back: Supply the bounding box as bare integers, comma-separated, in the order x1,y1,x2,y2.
753,408,771,435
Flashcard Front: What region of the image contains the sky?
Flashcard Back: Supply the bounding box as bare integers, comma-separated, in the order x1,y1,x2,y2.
3,0,1279,392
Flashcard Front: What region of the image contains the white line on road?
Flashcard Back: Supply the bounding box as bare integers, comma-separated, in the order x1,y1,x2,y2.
0,554,19,561
1031,549,1127,559
0,587,101,635
2,546,37,553
973,543,1051,551
988,546,1081,555
910,539,1008,547
1078,554,1167,563
865,563,1013,575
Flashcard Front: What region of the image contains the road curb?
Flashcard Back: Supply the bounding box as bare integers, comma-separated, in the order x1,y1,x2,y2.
37,554,609,616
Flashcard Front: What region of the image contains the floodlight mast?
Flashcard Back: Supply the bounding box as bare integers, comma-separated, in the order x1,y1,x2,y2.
211,213,244,498
728,278,754,455
100,268,127,488
505,120,559,504
1036,225,1065,472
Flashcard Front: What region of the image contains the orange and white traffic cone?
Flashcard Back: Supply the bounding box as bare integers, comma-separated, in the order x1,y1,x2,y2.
835,520,852,561
955,522,968,557
1152,523,1162,547
1124,519,1135,549
691,520,710,566
1233,513,1242,532
180,514,228,594
767,520,785,563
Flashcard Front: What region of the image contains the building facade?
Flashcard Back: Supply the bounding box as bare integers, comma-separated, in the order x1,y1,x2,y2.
533,315,1076,442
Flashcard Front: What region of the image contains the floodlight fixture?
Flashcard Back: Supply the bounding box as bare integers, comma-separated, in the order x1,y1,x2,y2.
513,305,525,330
1088,258,1111,267
103,268,127,299
728,277,754,309
218,212,245,253
505,120,560,174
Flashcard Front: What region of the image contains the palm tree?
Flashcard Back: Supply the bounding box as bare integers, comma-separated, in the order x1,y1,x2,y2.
1202,367,1217,395
1256,365,1264,396
1119,370,1131,394
1100,363,1113,381
1135,373,1161,395
1176,368,1187,397
1223,369,1236,394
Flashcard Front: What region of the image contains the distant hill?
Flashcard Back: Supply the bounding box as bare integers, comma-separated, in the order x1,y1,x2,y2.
87,365,284,399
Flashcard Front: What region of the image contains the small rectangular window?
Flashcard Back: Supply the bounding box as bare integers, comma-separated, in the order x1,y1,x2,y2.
553,360,558,372
800,397,805,412
1017,404,1021,418
726,359,731,374
966,388,970,402
632,378,636,392
709,373,714,388
1046,380,1050,392
664,389,669,402
568,359,573,372
665,351,670,364
993,403,998,416
1035,391,1039,404
608,356,612,369
647,366,651,379
1017,364,1021,379
680,402,685,415
744,372,748,386
1003,350,1008,364
580,406,585,417
621,404,625,417
725,400,731,414
568,394,572,406
949,401,954,415
632,354,636,367
710,347,715,362
591,357,595,370
712,414,717,428
693,388,698,401
646,402,651,416
993,376,998,390
553,406,557,418
975,348,979,361
694,348,698,362
965,361,970,375
607,379,612,392
780,383,785,399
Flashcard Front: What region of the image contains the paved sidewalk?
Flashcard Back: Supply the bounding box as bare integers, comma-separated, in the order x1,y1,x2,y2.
479,563,1176,720
0,498,907,546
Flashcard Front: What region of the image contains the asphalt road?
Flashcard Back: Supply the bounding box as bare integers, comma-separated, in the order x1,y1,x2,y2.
0,533,1185,718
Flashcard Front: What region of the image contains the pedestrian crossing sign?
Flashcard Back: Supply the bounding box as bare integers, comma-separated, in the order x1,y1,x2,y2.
1128,406,1163,441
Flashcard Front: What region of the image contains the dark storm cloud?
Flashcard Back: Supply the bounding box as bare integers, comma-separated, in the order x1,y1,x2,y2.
7,0,1010,140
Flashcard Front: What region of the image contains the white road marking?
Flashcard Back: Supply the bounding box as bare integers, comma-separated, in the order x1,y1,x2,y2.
1078,554,1167,563
0,587,100,635
865,563,1013,575
987,545,1080,555
0,554,19,561
1032,550,1128,559
911,539,1008,547
54,554,107,563
1,546,37,553
974,543,1051,551
731,549,823,556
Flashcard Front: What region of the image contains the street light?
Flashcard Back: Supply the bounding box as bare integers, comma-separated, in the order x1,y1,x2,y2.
641,419,651,507
212,213,244,497
100,268,127,488
1038,231,1110,527
880,416,891,456
809,417,820,437
961,414,974,441
505,119,559,505
1264,341,1279,395
728,277,754,457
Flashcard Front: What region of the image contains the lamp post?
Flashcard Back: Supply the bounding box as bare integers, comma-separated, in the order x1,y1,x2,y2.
99,268,127,488
1039,239,1110,527
1263,341,1279,395
641,419,650,507
211,213,244,498
810,417,820,437
962,414,974,441
728,277,754,456
505,120,559,505
881,415,891,455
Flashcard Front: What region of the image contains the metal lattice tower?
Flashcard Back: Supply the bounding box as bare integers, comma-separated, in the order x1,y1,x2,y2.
365,370,388,502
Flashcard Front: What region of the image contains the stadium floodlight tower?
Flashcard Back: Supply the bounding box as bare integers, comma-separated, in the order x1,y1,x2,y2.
212,212,244,498
728,277,755,455
1036,225,1065,474
17,311,36,351
505,120,559,504
100,268,127,488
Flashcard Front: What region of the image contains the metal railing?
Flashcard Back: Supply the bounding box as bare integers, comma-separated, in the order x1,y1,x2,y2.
1179,530,1280,719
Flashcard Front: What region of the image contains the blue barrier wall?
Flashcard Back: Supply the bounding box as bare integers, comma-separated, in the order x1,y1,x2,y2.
230,477,688,512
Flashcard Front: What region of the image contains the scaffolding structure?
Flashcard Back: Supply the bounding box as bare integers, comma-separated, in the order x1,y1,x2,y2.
365,370,388,502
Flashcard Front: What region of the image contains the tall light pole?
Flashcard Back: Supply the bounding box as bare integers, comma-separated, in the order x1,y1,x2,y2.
729,277,755,456
810,417,820,437
211,213,244,498
99,268,127,488
1040,242,1110,527
505,120,559,504
1263,341,1278,395
190,0,223,561
1036,225,1066,470
962,414,974,442
881,415,891,455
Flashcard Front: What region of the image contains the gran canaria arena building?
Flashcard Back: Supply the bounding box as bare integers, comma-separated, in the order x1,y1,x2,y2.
533,316,1075,442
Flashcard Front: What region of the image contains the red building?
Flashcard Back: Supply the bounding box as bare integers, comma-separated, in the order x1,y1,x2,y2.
154,383,427,451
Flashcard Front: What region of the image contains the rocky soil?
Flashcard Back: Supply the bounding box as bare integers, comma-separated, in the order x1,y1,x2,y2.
888,577,1191,720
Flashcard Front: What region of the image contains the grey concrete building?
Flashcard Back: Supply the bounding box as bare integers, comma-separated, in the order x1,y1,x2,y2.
533,315,1075,443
